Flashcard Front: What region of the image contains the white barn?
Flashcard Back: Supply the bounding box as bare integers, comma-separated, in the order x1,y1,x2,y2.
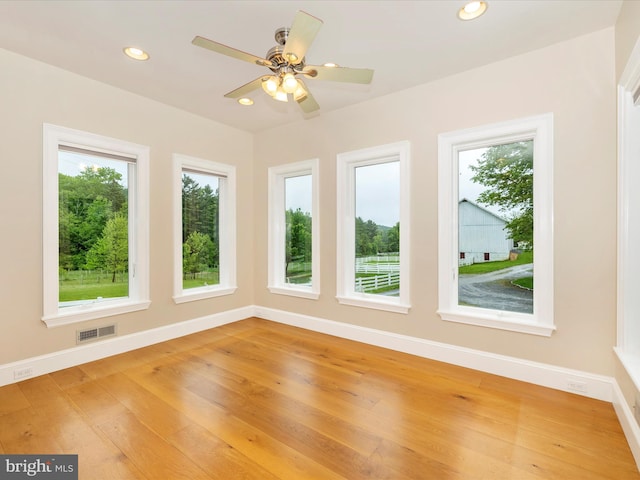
458,198,514,266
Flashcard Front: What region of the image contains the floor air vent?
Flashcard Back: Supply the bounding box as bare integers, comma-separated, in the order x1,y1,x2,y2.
77,324,117,344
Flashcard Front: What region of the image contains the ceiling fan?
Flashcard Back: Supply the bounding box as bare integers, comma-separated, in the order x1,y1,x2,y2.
192,10,374,113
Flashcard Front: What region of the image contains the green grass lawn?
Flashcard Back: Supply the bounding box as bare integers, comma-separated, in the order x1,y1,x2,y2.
59,269,221,301
459,251,533,275
183,271,219,289
513,277,533,289
59,282,128,302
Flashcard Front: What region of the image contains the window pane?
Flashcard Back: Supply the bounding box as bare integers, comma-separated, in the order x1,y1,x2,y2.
285,174,312,286
354,161,400,297
182,171,220,289
458,141,533,314
58,150,130,306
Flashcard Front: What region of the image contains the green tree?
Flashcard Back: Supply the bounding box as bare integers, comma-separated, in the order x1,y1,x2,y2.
469,141,533,246
182,174,219,267
59,167,126,270
183,231,214,279
85,213,128,282
285,208,312,276
355,217,380,256
387,222,400,253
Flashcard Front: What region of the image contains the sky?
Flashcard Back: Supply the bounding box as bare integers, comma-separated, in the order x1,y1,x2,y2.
285,174,312,213
355,161,399,227
458,147,503,217
183,170,219,191
285,163,400,227
58,150,129,185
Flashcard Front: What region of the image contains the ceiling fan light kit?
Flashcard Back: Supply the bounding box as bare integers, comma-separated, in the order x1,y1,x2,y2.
192,10,374,114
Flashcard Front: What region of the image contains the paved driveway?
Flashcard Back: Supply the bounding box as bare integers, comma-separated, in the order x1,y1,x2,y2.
458,263,533,314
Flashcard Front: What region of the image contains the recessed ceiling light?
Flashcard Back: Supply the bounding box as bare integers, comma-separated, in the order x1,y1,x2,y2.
323,62,339,68
123,46,150,61
458,1,488,21
238,98,254,106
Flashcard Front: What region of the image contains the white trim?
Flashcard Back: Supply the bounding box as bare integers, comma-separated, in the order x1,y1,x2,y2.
42,300,151,327
336,141,411,313
267,159,320,299
616,348,640,393
437,114,554,335
42,124,150,327
172,154,237,303
255,306,612,401
336,295,410,314
614,34,640,474
7,304,615,400
0,306,252,388
620,35,640,99
612,378,640,470
618,34,640,353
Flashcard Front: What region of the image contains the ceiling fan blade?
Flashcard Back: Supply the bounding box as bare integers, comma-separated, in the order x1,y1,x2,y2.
192,36,274,68
302,65,374,84
294,80,320,113
283,11,323,65
223,76,266,99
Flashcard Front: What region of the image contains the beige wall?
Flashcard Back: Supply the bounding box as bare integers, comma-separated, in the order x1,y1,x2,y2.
616,0,640,80
0,47,254,364
254,27,618,376
0,24,622,380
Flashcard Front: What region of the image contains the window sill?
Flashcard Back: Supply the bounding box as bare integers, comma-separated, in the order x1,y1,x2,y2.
336,295,410,314
42,300,151,328
173,286,237,304
268,286,320,300
438,308,555,337
615,348,640,393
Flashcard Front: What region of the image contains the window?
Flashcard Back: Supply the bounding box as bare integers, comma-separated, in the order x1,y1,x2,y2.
268,159,319,299
43,124,150,327
337,141,410,313
438,114,554,336
616,48,640,381
173,154,237,303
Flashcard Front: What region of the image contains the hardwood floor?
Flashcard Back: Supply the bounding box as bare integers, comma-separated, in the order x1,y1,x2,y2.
0,317,638,479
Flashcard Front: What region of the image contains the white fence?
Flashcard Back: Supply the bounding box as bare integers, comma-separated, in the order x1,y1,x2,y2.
355,263,400,273
354,255,400,292
355,272,400,293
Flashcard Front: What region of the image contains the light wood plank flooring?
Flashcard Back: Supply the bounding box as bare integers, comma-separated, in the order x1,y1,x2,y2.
0,318,637,479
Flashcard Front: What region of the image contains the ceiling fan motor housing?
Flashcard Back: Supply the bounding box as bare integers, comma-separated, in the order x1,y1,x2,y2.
267,28,306,74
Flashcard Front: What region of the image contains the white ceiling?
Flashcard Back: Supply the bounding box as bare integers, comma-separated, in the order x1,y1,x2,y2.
0,0,623,133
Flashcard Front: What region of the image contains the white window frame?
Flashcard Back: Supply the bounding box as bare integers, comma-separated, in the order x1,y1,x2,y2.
615,37,640,386
172,154,237,303
268,159,320,299
438,114,554,336
336,141,411,314
42,124,150,327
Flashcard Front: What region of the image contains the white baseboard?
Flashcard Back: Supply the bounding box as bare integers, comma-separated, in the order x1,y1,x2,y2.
0,304,618,402
0,306,252,387
255,306,615,402
612,380,640,469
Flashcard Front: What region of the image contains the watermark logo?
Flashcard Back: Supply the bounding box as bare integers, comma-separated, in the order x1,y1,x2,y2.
0,455,77,479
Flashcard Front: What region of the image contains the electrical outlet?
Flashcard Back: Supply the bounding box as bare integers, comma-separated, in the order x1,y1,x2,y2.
566,379,588,394
13,367,33,381
634,393,640,425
